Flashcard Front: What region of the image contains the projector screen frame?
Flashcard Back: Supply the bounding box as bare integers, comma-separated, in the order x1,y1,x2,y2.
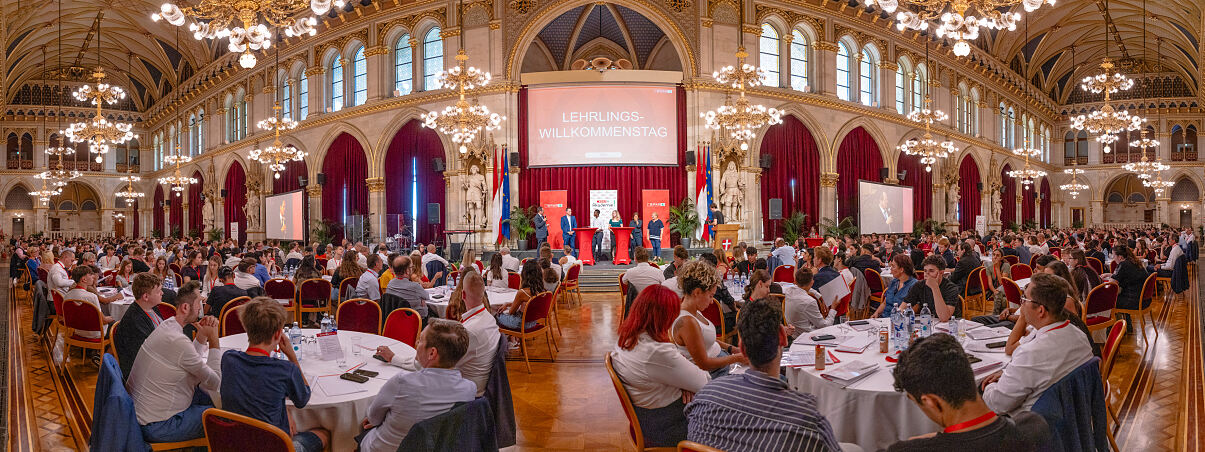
856,179,915,235
264,188,309,242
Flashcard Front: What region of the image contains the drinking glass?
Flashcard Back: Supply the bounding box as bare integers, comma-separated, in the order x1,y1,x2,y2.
352,336,362,357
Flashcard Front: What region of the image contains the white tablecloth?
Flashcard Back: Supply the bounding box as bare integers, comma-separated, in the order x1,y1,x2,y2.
424,287,517,318
219,329,415,451
100,287,135,321
785,318,1011,451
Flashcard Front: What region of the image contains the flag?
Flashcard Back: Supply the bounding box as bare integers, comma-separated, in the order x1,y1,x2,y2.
492,145,511,244
695,144,710,242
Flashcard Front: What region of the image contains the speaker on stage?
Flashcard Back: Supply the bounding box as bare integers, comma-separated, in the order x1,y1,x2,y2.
879,168,889,180
768,198,783,220
427,203,441,224
759,154,773,169
685,150,695,164
317,173,326,185
977,182,984,191
432,158,446,172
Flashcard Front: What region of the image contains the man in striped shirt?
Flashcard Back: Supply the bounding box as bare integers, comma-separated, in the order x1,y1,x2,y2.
684,300,842,452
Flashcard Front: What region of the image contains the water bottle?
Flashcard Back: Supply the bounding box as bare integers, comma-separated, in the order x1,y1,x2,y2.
948,316,960,340
289,322,302,357
890,306,905,352
917,305,933,338
320,314,331,333
903,306,915,344
329,313,337,332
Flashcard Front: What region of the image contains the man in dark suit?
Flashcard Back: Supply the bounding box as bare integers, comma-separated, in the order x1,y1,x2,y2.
877,191,896,233
114,274,188,380
560,208,577,257
206,267,248,317
533,207,549,248
948,242,982,295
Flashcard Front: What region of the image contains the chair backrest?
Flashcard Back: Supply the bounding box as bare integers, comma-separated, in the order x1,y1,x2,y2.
202,408,295,452
1101,319,1127,381
617,274,628,298
649,262,659,269
52,290,65,318
963,267,985,296
37,266,49,282
338,277,357,300
678,440,724,452
1139,271,1158,307
1003,255,1020,265
336,298,382,334
297,278,332,302
474,260,485,272
978,265,992,295
604,352,647,450
1084,281,1119,316
507,272,521,290
521,291,555,327
155,302,177,320
772,264,795,283
169,263,181,274
863,268,885,293
1030,358,1107,452
62,298,105,332
701,299,724,340
396,397,497,451
264,279,296,300
768,293,787,324
1086,257,1104,275
1000,278,1022,308
1010,263,1033,280
566,263,581,282
1028,254,1040,268
1109,260,1119,274
382,307,422,347
220,297,251,337
315,258,328,269
1050,247,1061,258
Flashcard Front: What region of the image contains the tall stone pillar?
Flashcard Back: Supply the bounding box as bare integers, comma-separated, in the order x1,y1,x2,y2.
880,61,898,112
367,177,386,243
819,172,838,224
306,66,327,116
101,209,114,237
1090,199,1104,225
814,42,838,97
181,202,190,237
364,46,389,101
307,185,323,234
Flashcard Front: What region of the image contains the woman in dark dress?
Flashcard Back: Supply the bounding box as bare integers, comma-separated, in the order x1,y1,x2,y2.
1110,244,1149,310
630,212,643,250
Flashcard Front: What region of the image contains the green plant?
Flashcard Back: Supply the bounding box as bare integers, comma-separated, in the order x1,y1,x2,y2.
150,229,162,239
668,197,700,245
781,212,809,243
170,226,183,239
503,205,537,241
310,218,340,245
1022,219,1037,231
911,218,947,238
205,227,224,242
819,216,858,238
188,228,201,238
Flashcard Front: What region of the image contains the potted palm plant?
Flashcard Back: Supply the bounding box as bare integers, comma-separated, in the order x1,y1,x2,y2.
819,216,859,238
781,211,809,244
668,197,700,248
503,205,536,250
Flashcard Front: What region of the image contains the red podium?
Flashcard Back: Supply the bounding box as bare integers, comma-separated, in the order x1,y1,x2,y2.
610,227,634,265
573,227,599,265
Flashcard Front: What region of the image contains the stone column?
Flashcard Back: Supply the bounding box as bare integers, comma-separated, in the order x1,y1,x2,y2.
367,177,386,243
819,172,838,224
932,183,947,226
1157,196,1171,225
814,41,838,97
181,202,190,237
880,61,898,112
364,45,389,101
101,209,114,236
307,185,323,233
214,199,226,239
1090,199,1104,225
306,66,326,116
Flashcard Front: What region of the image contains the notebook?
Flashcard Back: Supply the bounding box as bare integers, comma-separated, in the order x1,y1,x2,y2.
967,327,1012,341
820,361,879,386
835,335,876,353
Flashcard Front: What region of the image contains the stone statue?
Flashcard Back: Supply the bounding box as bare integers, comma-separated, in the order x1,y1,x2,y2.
989,187,1001,221
719,161,745,222
947,183,960,222
201,193,215,230
462,165,488,227
243,191,262,231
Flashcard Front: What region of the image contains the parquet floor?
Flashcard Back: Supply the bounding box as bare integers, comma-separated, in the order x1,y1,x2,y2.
6,265,1205,451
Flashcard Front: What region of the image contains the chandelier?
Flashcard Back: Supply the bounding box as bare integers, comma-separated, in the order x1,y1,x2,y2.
112,212,126,219
898,129,957,172
1143,169,1174,194
66,18,134,162
864,0,1056,57
116,175,146,206
251,108,306,178
159,163,198,196
421,48,504,153
1069,11,1143,151
29,178,61,204
152,0,328,69
701,0,782,150
1122,152,1168,180
1006,140,1047,188
1059,168,1088,199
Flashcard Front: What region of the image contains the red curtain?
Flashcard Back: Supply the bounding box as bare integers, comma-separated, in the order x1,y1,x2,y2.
321,133,369,243
896,153,933,222
835,127,884,221
517,85,687,231
1021,176,1036,223
1000,164,1016,228
385,120,445,244
273,159,307,194
169,184,183,236
131,198,139,238
189,170,204,233
759,115,820,239
224,161,247,243
958,155,981,231
1040,178,1052,228
153,186,164,234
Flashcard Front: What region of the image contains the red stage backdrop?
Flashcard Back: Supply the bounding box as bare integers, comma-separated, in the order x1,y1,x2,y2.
642,190,670,248
540,190,567,249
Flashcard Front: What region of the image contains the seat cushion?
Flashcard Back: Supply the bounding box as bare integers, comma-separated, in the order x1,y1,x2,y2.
70,333,103,343
501,323,547,333
1085,316,1112,326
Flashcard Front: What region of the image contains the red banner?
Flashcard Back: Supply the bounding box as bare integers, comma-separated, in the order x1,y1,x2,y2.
540,190,568,250
642,189,670,248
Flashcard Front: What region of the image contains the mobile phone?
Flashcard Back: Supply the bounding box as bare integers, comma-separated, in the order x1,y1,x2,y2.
811,334,837,342
372,354,388,363
848,320,870,326
966,355,983,364
340,373,369,383
986,341,1007,349
354,369,379,378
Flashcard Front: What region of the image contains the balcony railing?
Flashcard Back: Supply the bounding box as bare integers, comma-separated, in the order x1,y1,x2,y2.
6,158,34,169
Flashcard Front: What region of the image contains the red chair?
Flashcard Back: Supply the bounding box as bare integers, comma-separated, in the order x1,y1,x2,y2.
337,277,358,305
296,278,333,325
1086,257,1104,275
701,299,728,342
1003,255,1020,266
1010,263,1033,280
264,279,296,307
336,298,382,334
50,290,66,338
1082,281,1119,335
172,273,183,288
1109,260,1119,274
772,265,795,283
1114,272,1159,346
561,264,583,306
1101,319,1126,449
499,291,556,373
155,302,177,320
1050,247,1061,258
862,268,886,319
315,258,328,270
649,262,659,269
1000,278,1022,310
62,298,113,361
37,266,49,283
202,408,295,452
382,308,422,347
961,267,987,316
220,296,251,337
169,262,181,274
605,352,675,452
507,272,521,290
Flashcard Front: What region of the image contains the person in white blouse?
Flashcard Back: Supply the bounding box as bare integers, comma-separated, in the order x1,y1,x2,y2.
622,247,665,293
483,254,510,289
611,284,710,448
98,246,121,271
980,273,1093,415
770,238,797,267
782,267,829,337
48,250,75,293
499,247,521,273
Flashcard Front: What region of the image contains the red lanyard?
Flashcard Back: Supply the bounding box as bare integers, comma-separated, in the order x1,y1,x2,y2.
246,347,271,356
462,305,487,323
943,411,997,433
1045,320,1071,333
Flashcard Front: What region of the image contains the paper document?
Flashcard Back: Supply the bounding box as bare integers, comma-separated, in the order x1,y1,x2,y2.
835,335,876,353
820,361,879,385
316,375,368,397
967,327,1011,341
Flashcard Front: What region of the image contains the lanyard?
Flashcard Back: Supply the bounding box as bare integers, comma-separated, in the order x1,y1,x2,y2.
1045,320,1071,333
246,347,271,356
943,411,997,433
462,305,488,323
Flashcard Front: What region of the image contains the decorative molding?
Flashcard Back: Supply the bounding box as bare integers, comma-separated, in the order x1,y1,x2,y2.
820,172,839,188
304,66,327,76
509,0,537,14
377,7,449,45
366,177,386,192
701,17,713,28
440,27,462,38
814,41,839,52
307,185,322,198
878,61,898,71
665,0,692,13
364,46,390,57
317,29,370,60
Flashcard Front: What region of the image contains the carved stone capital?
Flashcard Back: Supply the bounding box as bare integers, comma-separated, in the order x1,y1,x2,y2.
305,66,327,76
883,177,899,184
814,41,839,52
366,177,386,192
820,172,839,188
364,46,390,57
306,185,322,198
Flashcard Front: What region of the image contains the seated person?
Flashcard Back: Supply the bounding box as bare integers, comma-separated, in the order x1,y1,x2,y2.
672,260,747,378
206,267,248,317
495,260,545,331
981,273,1094,415
699,253,738,332
127,282,221,443
233,259,262,290
685,299,842,452
663,245,689,279
888,334,1050,451
900,255,961,322
483,254,510,289
113,275,170,379
741,269,782,305
611,285,710,447
64,265,113,342
622,247,666,294
354,254,384,301
783,267,829,336
357,320,478,452
384,256,431,319
450,272,500,395
220,298,329,452
873,255,918,318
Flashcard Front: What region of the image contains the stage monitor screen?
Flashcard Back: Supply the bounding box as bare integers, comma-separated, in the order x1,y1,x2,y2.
526,84,678,167
266,190,306,241
858,180,914,234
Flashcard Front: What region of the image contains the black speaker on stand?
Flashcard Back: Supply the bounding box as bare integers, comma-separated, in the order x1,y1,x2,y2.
759,154,773,169
685,150,696,164
768,198,783,240
316,173,326,185
299,176,308,188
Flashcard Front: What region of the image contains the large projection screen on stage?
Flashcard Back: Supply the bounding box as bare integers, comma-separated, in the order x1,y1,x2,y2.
527,84,678,166
266,190,306,241
858,180,914,234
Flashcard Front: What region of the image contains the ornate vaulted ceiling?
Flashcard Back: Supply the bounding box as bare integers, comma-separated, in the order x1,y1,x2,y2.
4,0,223,112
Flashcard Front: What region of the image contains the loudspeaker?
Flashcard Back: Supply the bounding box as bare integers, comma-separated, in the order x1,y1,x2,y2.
164,199,171,207
759,154,773,169
298,176,308,188
977,182,984,191
898,170,908,180
316,173,326,185
509,152,520,165
879,168,889,180
685,150,696,164
768,198,783,220
427,203,441,224
221,189,228,197
432,158,446,172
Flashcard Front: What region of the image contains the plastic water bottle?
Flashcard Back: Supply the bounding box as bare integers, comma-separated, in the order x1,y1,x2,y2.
903,306,916,345
890,306,906,352
320,314,331,333
948,316,960,341
289,322,302,357
330,314,337,332
917,305,933,338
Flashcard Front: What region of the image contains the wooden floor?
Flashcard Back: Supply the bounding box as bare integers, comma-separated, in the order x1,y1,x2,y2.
6,263,1205,451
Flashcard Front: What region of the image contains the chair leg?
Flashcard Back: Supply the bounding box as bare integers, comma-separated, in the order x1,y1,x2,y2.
1106,425,1120,452
519,335,531,373
1147,310,1159,341
551,304,563,338
1137,313,1149,346
1107,401,1120,433
545,330,556,360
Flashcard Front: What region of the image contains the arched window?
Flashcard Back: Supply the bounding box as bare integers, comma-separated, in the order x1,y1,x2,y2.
281,75,292,120
196,109,205,154
188,114,198,156
912,63,926,110
330,55,344,112
153,134,161,170
1007,107,1016,149
895,60,908,114
836,41,852,101
225,95,235,142
968,88,979,136
422,27,443,90
1173,125,1198,161
235,89,247,139
956,83,968,133
999,103,1008,146
859,47,876,106
789,29,809,91
759,23,780,88
168,125,177,157
395,33,413,95
351,46,367,106
299,71,309,120
1043,127,1051,162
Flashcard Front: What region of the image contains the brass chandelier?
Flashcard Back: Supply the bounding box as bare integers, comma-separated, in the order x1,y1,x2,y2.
1059,168,1087,199
64,19,133,162
1143,169,1174,195
422,0,504,153
251,39,307,178
898,41,955,172
1069,2,1144,151
152,0,328,69
865,0,1056,57
701,0,782,150
159,146,198,197
116,174,145,206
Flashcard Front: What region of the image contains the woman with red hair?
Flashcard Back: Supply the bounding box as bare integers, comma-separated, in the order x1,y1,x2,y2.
610,285,709,447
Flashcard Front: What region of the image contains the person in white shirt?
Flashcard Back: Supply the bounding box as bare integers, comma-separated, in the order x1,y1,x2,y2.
483,254,510,289
499,247,521,273
358,320,478,452
127,286,222,443
782,267,829,336
622,247,666,293
48,250,75,293
326,247,343,273
354,254,384,300
771,238,797,267
64,265,113,340
99,246,121,270
661,276,683,298
451,271,500,395
233,260,262,290
980,273,1093,415
223,250,244,269
357,245,369,269
420,244,450,277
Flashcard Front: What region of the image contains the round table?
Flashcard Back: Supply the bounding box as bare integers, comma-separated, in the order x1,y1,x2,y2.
424,286,517,318
218,329,415,451
784,318,1011,451
100,287,135,321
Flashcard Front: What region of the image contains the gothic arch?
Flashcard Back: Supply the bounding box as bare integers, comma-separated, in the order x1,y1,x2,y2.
828,117,889,172
309,122,373,179
371,107,452,173
748,106,829,168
